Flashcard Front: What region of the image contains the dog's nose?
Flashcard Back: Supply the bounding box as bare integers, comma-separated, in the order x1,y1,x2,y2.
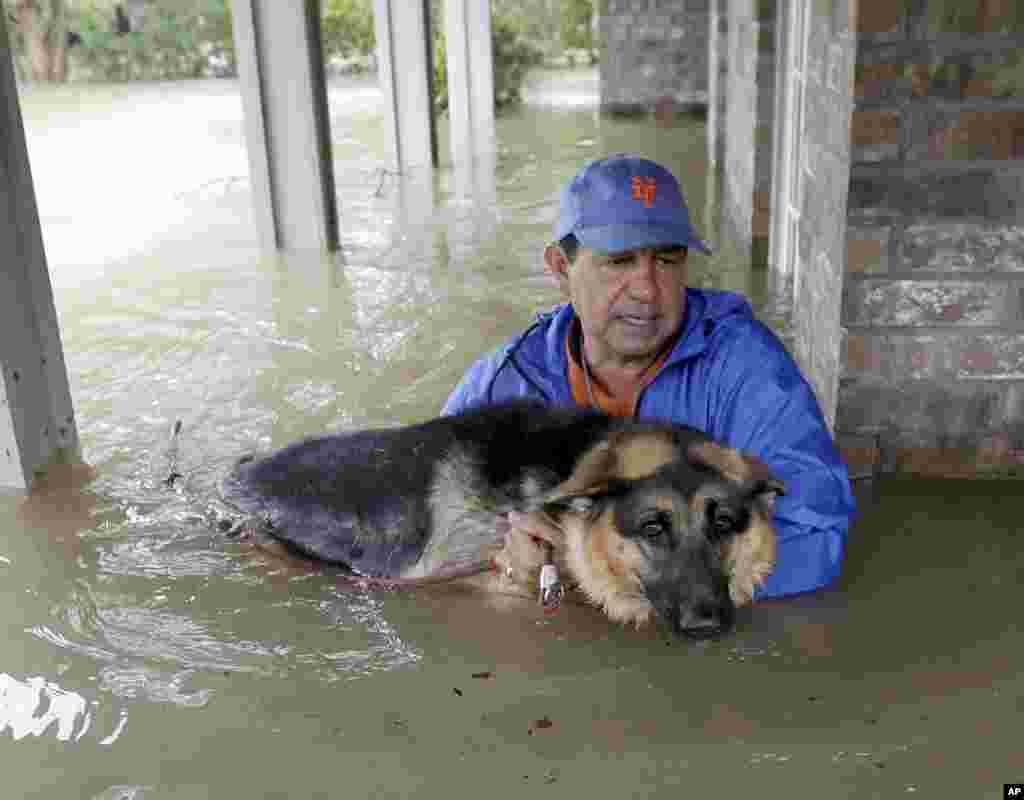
676,602,730,639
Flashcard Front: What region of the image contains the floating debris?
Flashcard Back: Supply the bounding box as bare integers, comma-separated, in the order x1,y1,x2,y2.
528,715,553,735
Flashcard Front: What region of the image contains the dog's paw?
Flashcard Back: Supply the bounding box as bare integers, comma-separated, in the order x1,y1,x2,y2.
493,527,545,589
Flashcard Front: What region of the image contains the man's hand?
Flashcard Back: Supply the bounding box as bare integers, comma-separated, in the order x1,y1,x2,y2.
493,510,565,588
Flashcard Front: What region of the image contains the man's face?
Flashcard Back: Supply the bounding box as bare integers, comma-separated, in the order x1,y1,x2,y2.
545,243,689,366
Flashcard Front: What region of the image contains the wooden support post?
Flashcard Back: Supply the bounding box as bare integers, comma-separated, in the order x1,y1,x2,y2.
0,12,81,494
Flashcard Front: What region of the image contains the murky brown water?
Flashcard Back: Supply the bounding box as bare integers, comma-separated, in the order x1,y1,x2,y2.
2,74,1021,799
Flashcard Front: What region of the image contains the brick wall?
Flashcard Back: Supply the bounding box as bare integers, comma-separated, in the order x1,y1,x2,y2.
599,0,711,112
839,0,1024,477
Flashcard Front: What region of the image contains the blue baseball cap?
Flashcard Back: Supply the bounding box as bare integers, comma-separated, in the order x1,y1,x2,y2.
554,153,712,256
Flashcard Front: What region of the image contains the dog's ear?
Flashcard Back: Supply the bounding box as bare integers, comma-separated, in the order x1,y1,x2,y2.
534,438,625,520
687,440,752,483
687,442,783,490
542,444,623,516
749,477,786,512
552,431,683,503
551,439,619,498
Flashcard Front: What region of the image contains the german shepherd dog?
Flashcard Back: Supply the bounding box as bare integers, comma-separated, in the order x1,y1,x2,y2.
219,401,784,639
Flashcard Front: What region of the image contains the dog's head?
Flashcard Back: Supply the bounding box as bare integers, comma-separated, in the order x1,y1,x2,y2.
540,431,785,640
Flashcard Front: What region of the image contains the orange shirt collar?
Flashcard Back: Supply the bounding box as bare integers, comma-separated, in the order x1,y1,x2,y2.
565,319,675,417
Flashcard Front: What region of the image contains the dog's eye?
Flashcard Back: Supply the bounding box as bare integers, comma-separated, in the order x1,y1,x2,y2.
712,516,735,536
638,515,669,539
706,501,738,539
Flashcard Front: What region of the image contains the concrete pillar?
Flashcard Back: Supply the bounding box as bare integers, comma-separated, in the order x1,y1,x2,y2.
230,0,339,252
768,0,806,286
0,13,81,493
395,168,437,257
447,151,497,269
374,0,436,171
443,0,495,167
766,0,856,428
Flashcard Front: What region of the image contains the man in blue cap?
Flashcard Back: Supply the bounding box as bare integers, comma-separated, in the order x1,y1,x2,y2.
442,153,855,602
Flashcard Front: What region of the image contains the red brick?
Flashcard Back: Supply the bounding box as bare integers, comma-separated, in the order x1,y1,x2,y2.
844,334,882,372
854,81,880,100
960,350,996,372
947,111,1024,160
847,236,884,273
911,64,931,97
857,0,902,33
855,63,901,99
940,303,964,322
851,110,901,147
895,447,978,477
976,0,1016,32
839,444,880,473
961,78,995,98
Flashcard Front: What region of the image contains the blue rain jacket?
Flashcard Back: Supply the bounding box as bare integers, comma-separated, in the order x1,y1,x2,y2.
442,288,856,600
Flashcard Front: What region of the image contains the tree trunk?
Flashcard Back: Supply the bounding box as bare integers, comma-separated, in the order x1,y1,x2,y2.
12,0,68,81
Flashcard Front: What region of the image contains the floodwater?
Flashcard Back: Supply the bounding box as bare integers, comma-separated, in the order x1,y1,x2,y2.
2,73,1021,799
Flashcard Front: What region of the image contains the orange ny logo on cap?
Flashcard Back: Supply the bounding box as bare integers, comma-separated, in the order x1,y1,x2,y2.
631,176,657,207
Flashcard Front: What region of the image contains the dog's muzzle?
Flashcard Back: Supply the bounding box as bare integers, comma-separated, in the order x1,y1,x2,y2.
673,600,735,640
646,578,735,640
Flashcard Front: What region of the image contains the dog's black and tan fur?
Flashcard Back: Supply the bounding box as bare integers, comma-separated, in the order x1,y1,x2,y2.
221,401,784,638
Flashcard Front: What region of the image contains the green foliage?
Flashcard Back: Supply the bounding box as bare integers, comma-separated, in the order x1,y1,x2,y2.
491,13,543,109
490,0,594,56
491,0,556,57
68,0,235,81
8,0,585,102
925,0,1024,34
431,10,448,112
559,0,593,51
320,0,375,62
987,51,1024,98
429,0,543,114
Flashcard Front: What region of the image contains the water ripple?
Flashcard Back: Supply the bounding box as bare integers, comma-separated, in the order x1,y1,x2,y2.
91,786,153,800
30,592,422,691
95,536,235,580
97,665,211,708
